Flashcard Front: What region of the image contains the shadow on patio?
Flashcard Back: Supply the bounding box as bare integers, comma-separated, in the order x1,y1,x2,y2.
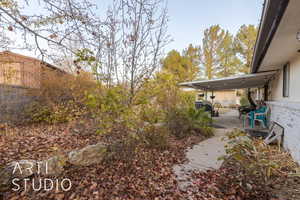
212,109,244,130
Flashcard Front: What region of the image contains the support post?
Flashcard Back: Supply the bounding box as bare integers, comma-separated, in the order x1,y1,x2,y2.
264,84,269,101
211,90,214,117
247,88,256,108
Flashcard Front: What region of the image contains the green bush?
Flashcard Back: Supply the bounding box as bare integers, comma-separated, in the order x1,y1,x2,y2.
140,124,169,150
26,101,52,123
139,105,164,124
104,124,169,163
85,85,137,134
240,96,250,106
166,106,213,139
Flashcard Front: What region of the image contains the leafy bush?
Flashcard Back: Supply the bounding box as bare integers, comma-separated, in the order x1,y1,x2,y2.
240,96,250,106
166,107,213,139
25,102,52,123
105,123,169,163
224,130,298,184
140,124,169,150
85,85,136,134
139,105,164,124
25,61,214,146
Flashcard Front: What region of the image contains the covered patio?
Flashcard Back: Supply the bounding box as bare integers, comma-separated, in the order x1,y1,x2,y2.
179,71,278,130
179,71,277,92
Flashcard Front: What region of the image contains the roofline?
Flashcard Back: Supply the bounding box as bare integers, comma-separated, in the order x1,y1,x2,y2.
0,50,64,73
251,0,290,73
179,71,277,86
179,70,278,91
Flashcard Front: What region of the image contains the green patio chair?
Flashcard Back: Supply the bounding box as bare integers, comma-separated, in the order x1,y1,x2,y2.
249,106,269,128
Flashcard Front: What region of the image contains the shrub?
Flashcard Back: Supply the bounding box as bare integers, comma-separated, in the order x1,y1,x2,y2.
85,85,136,134
26,100,86,124
26,71,95,124
139,104,164,124
104,124,169,163
166,106,213,139
240,96,250,106
224,130,298,184
25,101,52,123
140,124,169,150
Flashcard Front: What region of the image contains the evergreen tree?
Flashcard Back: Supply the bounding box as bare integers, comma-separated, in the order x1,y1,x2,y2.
216,31,241,78
234,25,258,74
200,25,226,80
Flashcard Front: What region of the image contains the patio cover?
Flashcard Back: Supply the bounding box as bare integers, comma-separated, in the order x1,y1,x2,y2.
179,71,277,91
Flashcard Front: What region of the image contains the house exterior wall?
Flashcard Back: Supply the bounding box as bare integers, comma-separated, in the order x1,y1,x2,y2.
0,52,42,88
0,51,62,124
269,55,300,102
266,101,300,163
199,90,240,107
267,55,300,164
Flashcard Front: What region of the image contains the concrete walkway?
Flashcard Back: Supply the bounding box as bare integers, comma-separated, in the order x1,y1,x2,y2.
173,109,242,190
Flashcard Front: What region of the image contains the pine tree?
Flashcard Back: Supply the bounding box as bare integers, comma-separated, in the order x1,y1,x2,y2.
234,25,258,74
216,31,241,78
200,25,226,80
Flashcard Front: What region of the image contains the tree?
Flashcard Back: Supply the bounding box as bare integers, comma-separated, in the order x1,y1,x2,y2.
162,46,199,83
0,0,99,59
234,25,258,74
0,0,170,104
200,25,226,80
183,44,201,78
0,31,12,50
116,0,170,101
216,31,241,78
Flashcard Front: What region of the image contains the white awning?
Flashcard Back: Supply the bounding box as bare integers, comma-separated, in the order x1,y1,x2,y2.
179,71,277,91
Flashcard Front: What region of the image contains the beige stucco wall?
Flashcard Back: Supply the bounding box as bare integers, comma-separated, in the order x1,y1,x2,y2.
199,90,240,106
269,55,300,102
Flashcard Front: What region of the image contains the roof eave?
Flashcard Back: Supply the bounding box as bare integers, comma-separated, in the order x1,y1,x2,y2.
251,0,290,73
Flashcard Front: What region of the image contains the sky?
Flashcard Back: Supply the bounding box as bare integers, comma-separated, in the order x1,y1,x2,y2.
166,0,264,52
8,0,264,58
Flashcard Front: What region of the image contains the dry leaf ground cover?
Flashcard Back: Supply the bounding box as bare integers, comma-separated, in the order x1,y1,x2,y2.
0,120,102,166
1,121,299,200
0,120,206,200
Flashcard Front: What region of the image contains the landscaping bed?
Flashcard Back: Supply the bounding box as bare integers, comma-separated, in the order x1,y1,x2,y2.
0,121,206,200
0,119,102,167
182,130,300,200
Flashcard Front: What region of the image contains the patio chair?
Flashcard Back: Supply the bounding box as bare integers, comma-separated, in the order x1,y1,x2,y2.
248,106,269,128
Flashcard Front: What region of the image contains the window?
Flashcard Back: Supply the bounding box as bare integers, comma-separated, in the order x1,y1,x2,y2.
283,63,290,97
